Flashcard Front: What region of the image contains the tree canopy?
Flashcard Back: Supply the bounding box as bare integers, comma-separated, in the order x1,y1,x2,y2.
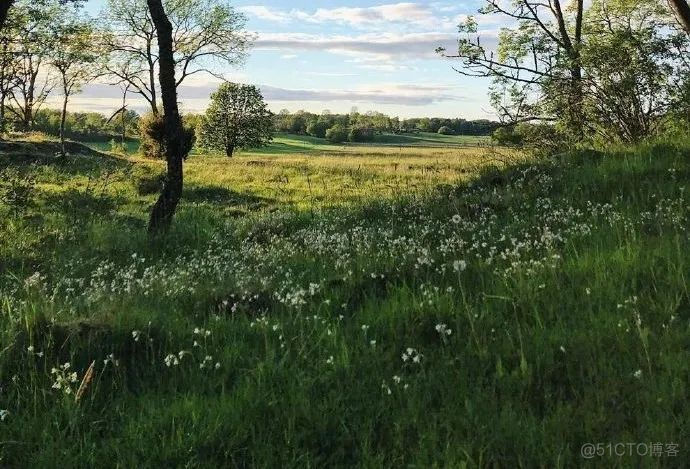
198,82,273,157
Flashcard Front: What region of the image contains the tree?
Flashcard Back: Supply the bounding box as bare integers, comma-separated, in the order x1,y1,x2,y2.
348,126,374,143
49,9,101,155
439,0,585,134
103,0,252,116
444,0,688,143
4,1,58,130
325,124,348,143
0,3,14,33
669,0,690,34
198,83,273,157
146,0,190,234
306,120,329,138
580,1,680,142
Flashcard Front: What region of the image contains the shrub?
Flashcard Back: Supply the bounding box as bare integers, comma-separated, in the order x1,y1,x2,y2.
437,126,455,135
325,124,349,143
348,126,375,143
492,126,522,146
139,112,195,159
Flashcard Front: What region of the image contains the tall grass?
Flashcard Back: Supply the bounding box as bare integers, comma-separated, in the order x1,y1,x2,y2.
0,138,687,467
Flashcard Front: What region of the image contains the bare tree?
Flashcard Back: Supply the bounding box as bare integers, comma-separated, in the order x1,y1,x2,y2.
50,10,101,155
104,0,252,116
146,0,189,234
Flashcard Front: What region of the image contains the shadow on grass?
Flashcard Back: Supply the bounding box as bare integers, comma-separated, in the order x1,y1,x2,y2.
183,185,273,210
0,140,131,176
42,188,124,218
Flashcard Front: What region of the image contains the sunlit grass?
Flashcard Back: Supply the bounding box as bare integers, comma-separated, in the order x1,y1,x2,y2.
0,136,687,467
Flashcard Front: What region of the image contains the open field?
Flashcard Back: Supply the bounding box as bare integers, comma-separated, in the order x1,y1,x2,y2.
0,137,688,466
84,132,491,158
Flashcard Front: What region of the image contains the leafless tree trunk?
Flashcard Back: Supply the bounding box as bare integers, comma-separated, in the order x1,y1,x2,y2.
669,0,690,34
0,1,14,32
146,0,188,234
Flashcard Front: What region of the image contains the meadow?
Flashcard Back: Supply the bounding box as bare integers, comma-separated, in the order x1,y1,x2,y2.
0,135,688,467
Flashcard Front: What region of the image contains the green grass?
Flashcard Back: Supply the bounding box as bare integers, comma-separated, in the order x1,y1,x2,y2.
83,132,490,158
0,137,688,467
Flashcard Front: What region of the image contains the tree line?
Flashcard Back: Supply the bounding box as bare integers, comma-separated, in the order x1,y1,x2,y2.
274,110,500,142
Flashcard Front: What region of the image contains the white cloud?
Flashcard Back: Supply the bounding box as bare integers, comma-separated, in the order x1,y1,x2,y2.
239,5,291,23
240,3,481,31
298,3,437,28
255,32,462,62
259,83,463,106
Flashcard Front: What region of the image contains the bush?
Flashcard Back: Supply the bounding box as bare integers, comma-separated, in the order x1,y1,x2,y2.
325,124,349,143
139,112,196,159
348,126,375,143
437,126,455,135
492,126,523,146
306,121,329,139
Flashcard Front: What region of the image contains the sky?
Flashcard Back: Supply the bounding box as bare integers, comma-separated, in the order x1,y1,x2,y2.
65,1,504,120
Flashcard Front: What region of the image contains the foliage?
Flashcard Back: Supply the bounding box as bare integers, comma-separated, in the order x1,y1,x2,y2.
0,166,36,215
325,123,348,143
444,0,690,144
197,83,273,157
348,126,374,143
306,120,329,138
437,126,454,135
275,109,500,138
139,111,195,159
0,137,687,466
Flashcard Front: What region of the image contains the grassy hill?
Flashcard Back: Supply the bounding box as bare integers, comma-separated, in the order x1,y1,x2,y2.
0,138,687,466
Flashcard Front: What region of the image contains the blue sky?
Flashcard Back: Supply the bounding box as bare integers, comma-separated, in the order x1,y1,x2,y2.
73,1,502,119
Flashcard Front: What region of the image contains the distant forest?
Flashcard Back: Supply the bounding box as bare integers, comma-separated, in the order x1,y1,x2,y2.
11,107,500,143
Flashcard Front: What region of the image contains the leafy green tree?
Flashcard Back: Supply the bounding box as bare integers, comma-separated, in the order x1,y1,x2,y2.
437,126,454,135
580,0,682,142
325,124,348,143
198,83,273,157
348,126,374,143
439,0,585,135
306,120,329,138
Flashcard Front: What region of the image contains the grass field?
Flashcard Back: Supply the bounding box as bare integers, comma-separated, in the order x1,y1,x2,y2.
0,136,688,467
84,131,491,158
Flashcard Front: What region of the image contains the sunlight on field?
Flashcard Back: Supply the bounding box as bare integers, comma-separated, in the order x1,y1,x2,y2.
175,145,518,210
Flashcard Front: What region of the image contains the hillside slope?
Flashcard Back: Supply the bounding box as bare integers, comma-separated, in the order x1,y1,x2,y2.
0,141,688,467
